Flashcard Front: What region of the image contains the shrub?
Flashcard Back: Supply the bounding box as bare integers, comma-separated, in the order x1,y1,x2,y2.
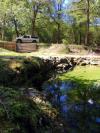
62,39,69,45
0,86,41,132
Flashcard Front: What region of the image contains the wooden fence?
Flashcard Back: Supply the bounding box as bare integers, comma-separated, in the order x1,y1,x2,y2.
0,41,16,51
16,43,38,52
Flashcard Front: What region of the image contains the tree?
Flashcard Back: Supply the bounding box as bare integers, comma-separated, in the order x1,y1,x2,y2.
85,0,90,45
69,0,96,45
47,0,66,43
0,0,8,40
27,0,48,36
0,0,99,44
0,0,30,39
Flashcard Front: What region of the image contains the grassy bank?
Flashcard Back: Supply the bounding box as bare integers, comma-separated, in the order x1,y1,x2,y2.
58,65,100,104
59,66,100,83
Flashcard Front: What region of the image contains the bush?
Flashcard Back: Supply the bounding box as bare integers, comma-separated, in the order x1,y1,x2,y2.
94,31,100,46
0,57,54,90
0,86,41,132
62,39,69,45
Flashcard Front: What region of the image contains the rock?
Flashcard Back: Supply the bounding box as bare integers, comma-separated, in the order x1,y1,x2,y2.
80,60,90,66
42,56,100,73
60,58,68,64
90,60,100,65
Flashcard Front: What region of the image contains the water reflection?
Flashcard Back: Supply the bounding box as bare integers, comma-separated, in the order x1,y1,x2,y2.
43,80,100,133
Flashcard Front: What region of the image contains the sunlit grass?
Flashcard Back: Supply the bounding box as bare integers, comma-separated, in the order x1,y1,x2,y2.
0,48,21,56
0,48,32,57
59,66,100,82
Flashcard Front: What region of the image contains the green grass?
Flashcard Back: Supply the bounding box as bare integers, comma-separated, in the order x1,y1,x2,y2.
0,48,19,56
59,66,100,83
0,48,32,57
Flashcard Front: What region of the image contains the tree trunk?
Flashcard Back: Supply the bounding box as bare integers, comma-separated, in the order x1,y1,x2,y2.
79,31,82,45
57,3,61,44
1,29,5,40
2,14,6,40
13,18,19,37
57,23,61,44
85,0,90,45
31,5,38,36
79,23,82,45
32,19,36,36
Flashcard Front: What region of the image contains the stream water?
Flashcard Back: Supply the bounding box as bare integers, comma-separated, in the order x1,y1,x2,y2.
43,79,100,133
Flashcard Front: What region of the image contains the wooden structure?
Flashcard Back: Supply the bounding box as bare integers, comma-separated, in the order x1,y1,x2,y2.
16,43,37,52
0,41,16,51
0,41,37,52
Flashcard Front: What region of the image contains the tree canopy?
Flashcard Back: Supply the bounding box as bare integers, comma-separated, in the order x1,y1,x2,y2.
0,0,100,45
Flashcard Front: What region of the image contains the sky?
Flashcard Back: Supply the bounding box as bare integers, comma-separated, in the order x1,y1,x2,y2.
65,0,69,4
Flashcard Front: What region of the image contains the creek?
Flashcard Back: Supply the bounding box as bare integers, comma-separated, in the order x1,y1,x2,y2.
42,66,100,133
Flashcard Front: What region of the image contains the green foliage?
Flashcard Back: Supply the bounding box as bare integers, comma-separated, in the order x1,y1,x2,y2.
62,39,69,45
68,0,100,45
0,59,16,85
0,86,41,132
0,58,53,89
93,27,100,45
0,58,60,132
0,0,100,45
